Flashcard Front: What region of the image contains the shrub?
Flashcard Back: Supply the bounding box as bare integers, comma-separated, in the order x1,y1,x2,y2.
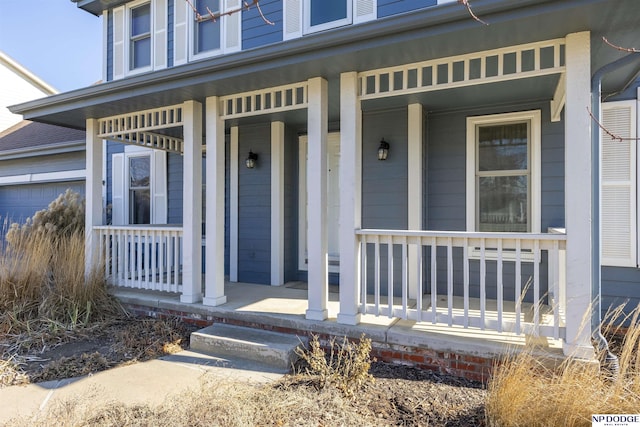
295,334,374,398
486,305,640,426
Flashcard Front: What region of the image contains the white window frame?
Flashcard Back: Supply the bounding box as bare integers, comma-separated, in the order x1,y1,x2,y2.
303,0,353,34
188,0,224,61
124,0,154,76
466,110,541,260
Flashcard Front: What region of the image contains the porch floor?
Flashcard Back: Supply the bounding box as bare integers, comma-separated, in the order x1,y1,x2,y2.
111,280,564,361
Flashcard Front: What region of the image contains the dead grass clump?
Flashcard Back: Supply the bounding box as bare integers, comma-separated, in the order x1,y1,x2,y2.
295,334,374,398
32,352,112,383
486,305,640,426
112,317,192,362
9,377,367,427
0,357,29,387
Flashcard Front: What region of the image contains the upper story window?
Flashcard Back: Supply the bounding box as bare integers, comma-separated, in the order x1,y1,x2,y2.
284,0,376,40
111,0,168,80
130,2,152,70
305,0,352,33
191,0,222,59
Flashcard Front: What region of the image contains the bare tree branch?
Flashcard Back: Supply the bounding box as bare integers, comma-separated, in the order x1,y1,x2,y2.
588,107,639,142
602,36,640,53
185,0,274,26
457,0,489,26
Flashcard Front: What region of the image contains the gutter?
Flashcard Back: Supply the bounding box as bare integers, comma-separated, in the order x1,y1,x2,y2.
590,52,640,378
0,140,85,161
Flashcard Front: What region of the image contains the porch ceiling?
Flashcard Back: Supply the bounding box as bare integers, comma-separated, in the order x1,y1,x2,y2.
12,0,640,130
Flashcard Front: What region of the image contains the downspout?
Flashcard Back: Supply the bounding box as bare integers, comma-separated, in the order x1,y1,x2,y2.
591,53,640,378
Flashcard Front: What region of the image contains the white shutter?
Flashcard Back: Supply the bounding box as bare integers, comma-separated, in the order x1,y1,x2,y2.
224,0,242,52
112,153,126,225
601,101,637,267
112,6,126,80
152,150,168,224
283,0,302,40
173,0,189,65
354,0,376,24
154,0,168,69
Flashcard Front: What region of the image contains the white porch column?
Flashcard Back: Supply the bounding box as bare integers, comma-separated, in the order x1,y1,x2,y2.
407,103,423,299
337,72,362,325
229,126,239,282
85,118,103,276
306,77,329,321
271,121,285,286
563,31,593,358
204,96,227,306
181,100,203,303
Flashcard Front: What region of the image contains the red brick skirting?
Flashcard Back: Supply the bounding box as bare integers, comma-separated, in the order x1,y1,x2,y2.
123,303,497,383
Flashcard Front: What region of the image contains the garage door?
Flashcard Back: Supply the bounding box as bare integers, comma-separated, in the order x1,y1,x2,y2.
0,182,85,225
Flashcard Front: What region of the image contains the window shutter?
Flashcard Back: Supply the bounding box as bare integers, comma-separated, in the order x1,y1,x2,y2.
173,0,188,65
112,153,126,225
283,0,302,40
154,0,168,69
601,101,637,267
354,0,376,24
224,0,242,53
152,150,168,224
112,6,126,80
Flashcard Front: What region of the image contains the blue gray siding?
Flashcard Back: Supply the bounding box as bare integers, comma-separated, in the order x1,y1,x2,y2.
0,152,85,178
242,0,283,51
602,267,640,323
237,124,271,284
167,151,183,224
378,0,437,18
167,0,174,67
284,125,299,282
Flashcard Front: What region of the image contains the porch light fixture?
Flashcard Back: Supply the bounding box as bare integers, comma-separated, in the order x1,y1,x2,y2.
245,151,258,169
377,139,390,161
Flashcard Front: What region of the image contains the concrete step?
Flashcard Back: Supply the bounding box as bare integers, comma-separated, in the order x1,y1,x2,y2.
190,324,307,370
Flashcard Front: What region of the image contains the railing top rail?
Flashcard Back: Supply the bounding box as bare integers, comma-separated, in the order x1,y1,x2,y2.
356,229,567,241
94,225,184,233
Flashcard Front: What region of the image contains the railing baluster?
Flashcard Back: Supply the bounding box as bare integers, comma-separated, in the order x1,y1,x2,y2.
534,239,540,336
402,237,408,318
430,237,437,323
416,237,423,322
387,236,394,318
447,237,453,326
480,238,486,330
497,239,503,332
463,238,469,328
515,239,522,335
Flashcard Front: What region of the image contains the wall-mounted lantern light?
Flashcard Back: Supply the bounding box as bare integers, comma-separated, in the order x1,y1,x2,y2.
377,139,390,161
245,151,258,169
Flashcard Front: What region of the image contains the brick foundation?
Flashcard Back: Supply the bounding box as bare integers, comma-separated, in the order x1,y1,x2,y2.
123,302,497,383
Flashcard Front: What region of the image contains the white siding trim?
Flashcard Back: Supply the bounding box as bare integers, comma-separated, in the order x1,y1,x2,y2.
229,125,239,282
0,169,86,186
271,121,285,286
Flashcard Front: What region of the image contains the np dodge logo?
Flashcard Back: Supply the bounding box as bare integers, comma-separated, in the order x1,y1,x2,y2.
592,414,640,427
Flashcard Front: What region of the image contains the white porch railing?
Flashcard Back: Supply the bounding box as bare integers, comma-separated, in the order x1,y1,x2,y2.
95,225,183,293
356,229,567,339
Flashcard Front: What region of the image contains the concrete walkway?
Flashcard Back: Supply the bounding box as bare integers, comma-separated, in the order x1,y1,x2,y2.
0,350,286,425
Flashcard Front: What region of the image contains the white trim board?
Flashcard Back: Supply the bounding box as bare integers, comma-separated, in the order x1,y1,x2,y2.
0,169,86,186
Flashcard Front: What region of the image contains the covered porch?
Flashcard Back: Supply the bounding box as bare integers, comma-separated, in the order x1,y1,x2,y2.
85,32,592,358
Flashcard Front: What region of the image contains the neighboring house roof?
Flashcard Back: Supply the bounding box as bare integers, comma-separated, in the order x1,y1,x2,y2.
0,121,85,158
0,51,57,96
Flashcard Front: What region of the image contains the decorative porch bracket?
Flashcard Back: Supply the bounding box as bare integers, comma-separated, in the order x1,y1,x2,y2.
97,104,185,154
358,38,566,100
550,72,566,123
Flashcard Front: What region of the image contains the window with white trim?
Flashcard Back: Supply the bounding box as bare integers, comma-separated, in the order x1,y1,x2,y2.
112,147,167,225
112,0,167,80
191,0,222,58
284,0,376,40
129,2,152,71
466,110,541,234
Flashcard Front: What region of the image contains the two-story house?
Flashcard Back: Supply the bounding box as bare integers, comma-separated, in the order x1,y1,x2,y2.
10,0,640,371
